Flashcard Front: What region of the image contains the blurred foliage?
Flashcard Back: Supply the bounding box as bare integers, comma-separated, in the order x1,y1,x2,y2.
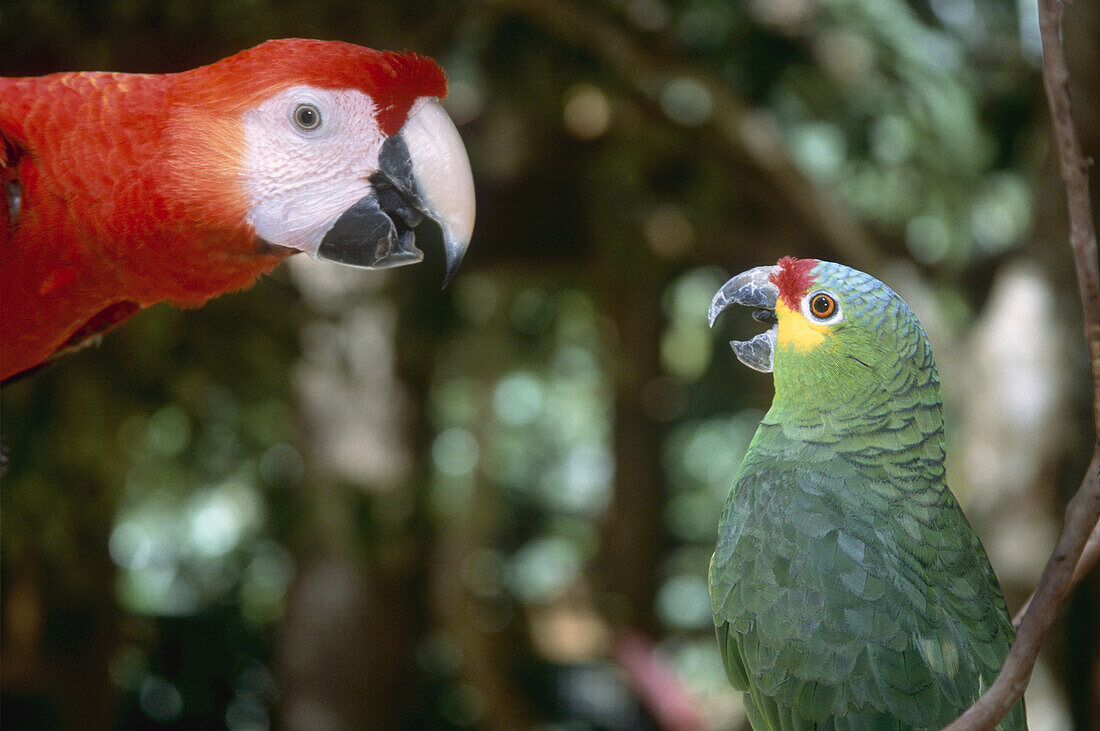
2,0,1098,729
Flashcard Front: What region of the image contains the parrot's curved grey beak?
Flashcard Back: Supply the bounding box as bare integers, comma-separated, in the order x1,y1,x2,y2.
709,265,779,374
317,99,475,286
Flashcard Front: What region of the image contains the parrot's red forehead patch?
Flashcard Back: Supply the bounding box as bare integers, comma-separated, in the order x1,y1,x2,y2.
771,256,819,310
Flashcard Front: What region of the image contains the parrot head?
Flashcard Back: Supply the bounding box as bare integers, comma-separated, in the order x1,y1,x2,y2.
709,257,938,409
175,38,475,284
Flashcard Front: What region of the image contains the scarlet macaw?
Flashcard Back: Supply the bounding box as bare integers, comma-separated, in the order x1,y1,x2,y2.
1,38,475,381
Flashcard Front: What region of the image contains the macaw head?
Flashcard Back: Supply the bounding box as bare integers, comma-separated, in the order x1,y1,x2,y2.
173,38,475,283
709,257,941,412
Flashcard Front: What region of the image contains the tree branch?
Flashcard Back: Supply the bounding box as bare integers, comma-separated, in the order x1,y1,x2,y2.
1013,517,1100,628
483,0,884,271
945,0,1100,728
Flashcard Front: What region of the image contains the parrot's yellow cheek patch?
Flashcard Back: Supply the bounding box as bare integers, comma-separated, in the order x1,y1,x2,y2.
776,300,829,351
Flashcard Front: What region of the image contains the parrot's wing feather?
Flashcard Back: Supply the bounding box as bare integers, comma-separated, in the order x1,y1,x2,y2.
1,301,142,384
741,697,772,731
0,120,143,383
711,553,752,691
712,460,1027,730
715,558,781,730
715,619,751,690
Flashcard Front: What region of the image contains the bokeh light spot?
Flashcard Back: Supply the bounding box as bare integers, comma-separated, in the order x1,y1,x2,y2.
660,77,712,126
625,0,669,31
259,443,304,489
643,204,694,258
109,520,153,570
144,405,191,458
139,676,183,722
657,573,712,629
493,371,545,426
432,428,480,477
564,84,612,140
789,122,847,181
906,214,952,264
508,537,582,604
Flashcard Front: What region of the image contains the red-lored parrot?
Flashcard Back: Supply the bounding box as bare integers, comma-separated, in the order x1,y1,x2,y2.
707,258,1026,729
0,39,475,382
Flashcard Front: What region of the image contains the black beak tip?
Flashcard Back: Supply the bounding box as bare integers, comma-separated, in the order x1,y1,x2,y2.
440,235,470,289
442,261,461,289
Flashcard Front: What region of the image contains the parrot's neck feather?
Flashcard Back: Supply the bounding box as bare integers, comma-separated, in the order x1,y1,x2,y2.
763,277,947,484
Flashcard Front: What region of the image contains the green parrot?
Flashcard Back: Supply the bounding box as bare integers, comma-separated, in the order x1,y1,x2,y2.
707,257,1026,730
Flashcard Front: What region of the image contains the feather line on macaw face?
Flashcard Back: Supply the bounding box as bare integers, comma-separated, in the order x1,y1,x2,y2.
0,39,475,382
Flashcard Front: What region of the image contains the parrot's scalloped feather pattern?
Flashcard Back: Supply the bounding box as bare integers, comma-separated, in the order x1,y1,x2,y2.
711,261,1026,730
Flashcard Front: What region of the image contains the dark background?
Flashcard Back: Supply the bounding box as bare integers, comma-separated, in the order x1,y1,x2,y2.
2,0,1097,728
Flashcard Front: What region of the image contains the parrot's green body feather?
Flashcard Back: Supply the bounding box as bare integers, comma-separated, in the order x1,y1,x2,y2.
711,261,1026,730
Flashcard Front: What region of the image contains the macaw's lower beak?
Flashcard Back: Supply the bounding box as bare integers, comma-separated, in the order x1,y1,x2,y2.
709,265,779,373
317,99,475,286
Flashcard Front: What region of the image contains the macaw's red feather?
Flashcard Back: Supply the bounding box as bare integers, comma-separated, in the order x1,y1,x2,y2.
180,39,447,136
0,69,282,381
0,39,448,382
770,256,819,311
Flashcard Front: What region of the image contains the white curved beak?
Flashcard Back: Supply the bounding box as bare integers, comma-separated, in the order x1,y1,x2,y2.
315,98,476,286
400,99,476,286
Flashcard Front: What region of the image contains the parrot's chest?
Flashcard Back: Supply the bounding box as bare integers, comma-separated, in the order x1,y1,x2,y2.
711,459,920,618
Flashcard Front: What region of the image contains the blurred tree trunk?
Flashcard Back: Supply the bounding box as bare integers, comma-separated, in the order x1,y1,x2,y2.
274,270,430,729
1,526,117,730
275,554,425,729
398,267,538,729
596,246,668,635
427,489,537,729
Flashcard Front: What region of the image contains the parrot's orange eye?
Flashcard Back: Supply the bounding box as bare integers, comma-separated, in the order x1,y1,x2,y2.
293,103,322,131
808,292,837,320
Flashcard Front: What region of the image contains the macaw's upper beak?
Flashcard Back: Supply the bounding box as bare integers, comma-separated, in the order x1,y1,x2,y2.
709,265,779,373
317,99,475,286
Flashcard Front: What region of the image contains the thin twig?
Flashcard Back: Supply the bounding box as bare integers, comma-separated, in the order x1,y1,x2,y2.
945,0,1100,728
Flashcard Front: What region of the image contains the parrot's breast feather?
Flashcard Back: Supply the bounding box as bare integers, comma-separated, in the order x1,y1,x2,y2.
711,456,1025,729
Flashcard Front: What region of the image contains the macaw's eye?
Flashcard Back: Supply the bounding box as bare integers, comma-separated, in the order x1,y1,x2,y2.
809,292,837,320
293,103,322,131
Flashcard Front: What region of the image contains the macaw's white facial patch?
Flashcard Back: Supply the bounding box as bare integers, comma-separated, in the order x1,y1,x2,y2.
240,86,385,257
